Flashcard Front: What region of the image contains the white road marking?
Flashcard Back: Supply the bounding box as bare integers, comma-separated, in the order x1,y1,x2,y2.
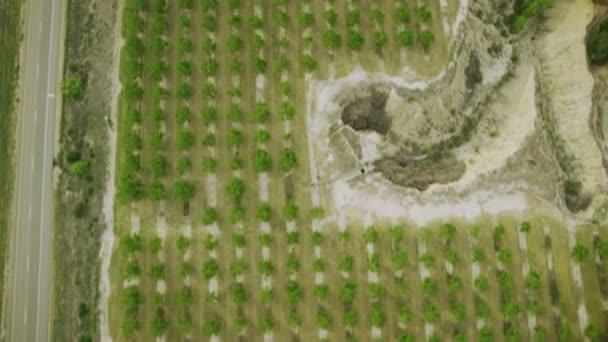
48,93,55,98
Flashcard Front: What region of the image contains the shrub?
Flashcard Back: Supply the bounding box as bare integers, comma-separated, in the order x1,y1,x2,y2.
62,76,85,100
256,203,272,222
202,208,218,225
226,178,245,202
280,148,298,171
174,180,194,201
588,19,608,65
253,149,272,172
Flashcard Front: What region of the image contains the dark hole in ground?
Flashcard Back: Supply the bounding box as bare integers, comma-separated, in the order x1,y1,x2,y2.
183,201,190,216
341,90,391,135
374,152,466,191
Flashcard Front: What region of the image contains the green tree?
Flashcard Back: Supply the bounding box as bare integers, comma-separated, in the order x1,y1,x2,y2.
346,9,360,27
422,277,438,296
176,286,193,307
253,57,267,74
397,29,415,47
176,157,191,174
68,160,89,176
502,298,520,320
226,178,245,202
260,314,274,333
231,283,248,305
373,31,388,52
283,202,299,220
347,30,365,50
525,271,542,291
150,312,168,337
323,29,342,50
121,317,141,338
121,286,141,313
313,283,328,301
286,281,303,305
395,7,411,24
339,280,357,304
572,243,589,263
174,180,194,201
369,305,386,327
398,305,412,324
344,309,358,328
301,55,317,72
419,30,435,49
253,149,272,172
280,148,298,172
202,59,218,75
201,106,217,125
257,203,272,222
149,263,165,280
325,9,338,26
417,6,432,22
474,276,489,292
203,317,222,336
227,128,244,146
203,258,219,279
423,303,439,322
253,102,270,123
371,9,384,24
202,208,218,225
299,12,314,27
177,59,192,76
339,256,354,273
176,130,194,149
316,307,332,329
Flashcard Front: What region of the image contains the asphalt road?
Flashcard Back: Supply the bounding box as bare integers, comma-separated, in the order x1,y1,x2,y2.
6,0,63,341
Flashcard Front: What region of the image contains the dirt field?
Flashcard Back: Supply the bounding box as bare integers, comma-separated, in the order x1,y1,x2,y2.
105,0,608,341
51,0,118,340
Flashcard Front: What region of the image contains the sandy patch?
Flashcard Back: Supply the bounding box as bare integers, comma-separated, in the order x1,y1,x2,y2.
536,0,607,197
98,0,123,338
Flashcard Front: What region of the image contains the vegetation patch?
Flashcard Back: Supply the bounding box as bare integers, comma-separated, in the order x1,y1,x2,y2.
0,0,23,325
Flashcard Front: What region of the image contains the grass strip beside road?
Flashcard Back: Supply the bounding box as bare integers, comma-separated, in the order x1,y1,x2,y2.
0,0,23,325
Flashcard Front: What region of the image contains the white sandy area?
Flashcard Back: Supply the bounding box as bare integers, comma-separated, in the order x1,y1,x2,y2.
453,62,537,188
286,221,296,232
372,327,382,338
262,277,272,289
425,324,435,339
440,0,450,35
537,0,607,196
206,222,220,236
315,272,324,285
366,243,374,256
211,335,220,342
98,0,123,336
208,278,218,294
445,261,454,275
260,222,271,233
206,174,217,207
367,271,378,283
130,211,140,233
262,246,270,260
314,246,321,258
235,248,242,259
318,330,328,340
255,75,265,101
156,280,166,294
123,278,139,287
258,173,269,202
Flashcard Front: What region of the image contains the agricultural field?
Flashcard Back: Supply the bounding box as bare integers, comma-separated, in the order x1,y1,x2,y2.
105,0,608,341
